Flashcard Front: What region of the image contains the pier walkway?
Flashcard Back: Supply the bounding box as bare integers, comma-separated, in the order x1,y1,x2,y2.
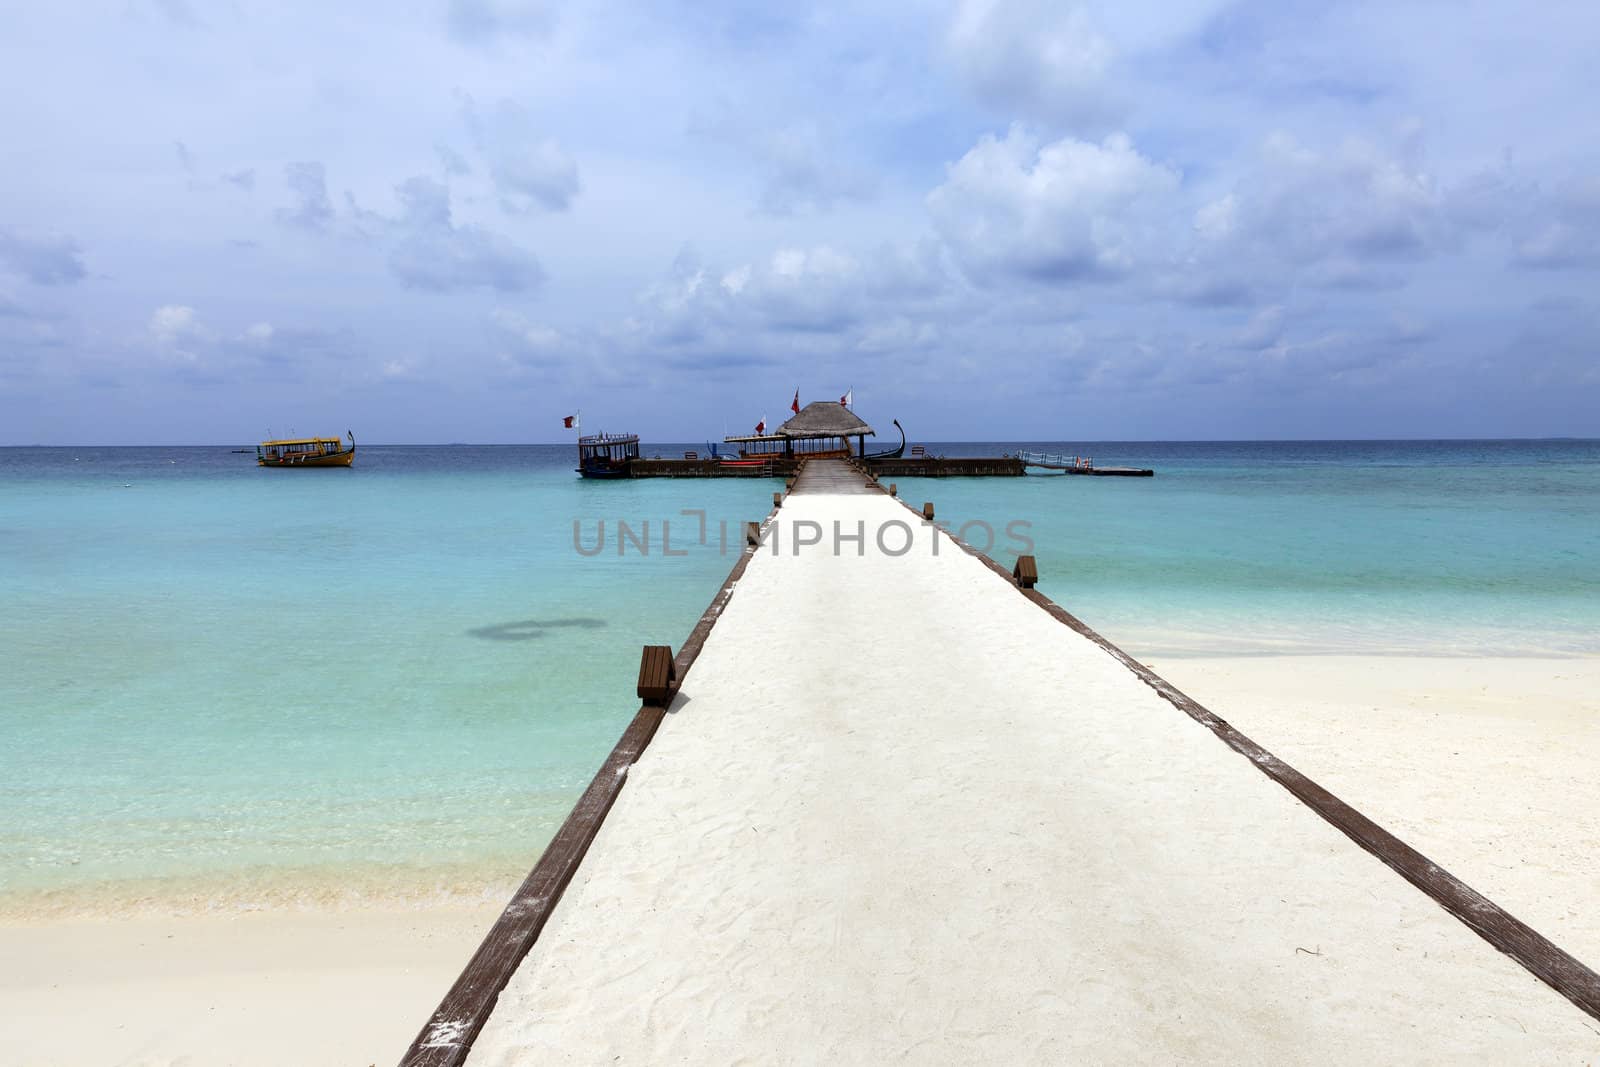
1016,450,1154,476
424,461,1597,1064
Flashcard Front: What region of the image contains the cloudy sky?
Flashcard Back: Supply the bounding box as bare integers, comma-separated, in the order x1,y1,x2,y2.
2,0,1597,444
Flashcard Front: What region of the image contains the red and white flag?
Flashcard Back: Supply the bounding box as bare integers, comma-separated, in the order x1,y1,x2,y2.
790,389,800,415
562,412,579,429
755,415,767,434
839,389,852,407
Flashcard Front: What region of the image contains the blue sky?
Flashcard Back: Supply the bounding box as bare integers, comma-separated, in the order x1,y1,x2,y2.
1,0,1597,443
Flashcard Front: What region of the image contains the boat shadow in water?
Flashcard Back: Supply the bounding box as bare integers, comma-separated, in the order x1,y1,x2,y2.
467,617,609,641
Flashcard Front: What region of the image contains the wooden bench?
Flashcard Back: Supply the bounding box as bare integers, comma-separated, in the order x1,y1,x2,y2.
1013,554,1038,589
910,445,925,457
636,645,676,706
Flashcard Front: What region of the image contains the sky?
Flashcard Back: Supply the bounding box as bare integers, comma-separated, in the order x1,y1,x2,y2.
1,0,1598,444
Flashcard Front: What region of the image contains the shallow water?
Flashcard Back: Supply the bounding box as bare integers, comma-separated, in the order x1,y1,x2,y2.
1,445,772,908
2,439,1597,910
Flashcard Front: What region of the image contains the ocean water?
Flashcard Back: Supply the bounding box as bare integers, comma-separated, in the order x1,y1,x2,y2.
895,439,1600,657
3,440,1598,913
1,445,774,913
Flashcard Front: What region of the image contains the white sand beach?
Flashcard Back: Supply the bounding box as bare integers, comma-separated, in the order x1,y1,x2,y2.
1147,654,1600,973
0,903,503,1067
463,483,1600,1063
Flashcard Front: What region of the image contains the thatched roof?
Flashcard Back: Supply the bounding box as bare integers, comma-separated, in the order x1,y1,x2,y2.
777,401,875,438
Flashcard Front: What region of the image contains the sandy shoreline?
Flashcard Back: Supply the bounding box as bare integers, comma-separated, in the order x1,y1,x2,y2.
3,655,1596,1058
0,904,504,1067
1140,653,1600,973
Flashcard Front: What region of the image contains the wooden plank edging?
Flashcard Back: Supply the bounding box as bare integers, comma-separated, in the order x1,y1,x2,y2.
398,502,778,1066
872,469,1600,1023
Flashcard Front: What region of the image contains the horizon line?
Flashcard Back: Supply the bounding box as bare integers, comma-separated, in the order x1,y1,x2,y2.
3,436,1597,449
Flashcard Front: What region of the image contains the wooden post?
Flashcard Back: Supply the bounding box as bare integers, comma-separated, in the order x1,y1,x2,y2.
636,645,676,706
922,501,934,521
1013,555,1038,589
773,491,783,508
889,483,897,497
745,521,761,546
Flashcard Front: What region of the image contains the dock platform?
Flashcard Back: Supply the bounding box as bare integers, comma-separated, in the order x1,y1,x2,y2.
628,457,796,477
864,454,1023,477
405,460,1598,1065
626,455,1030,478
1017,450,1154,476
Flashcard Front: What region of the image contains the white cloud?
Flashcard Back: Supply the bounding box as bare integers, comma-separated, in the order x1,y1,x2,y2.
277,162,334,231
744,246,865,331
149,304,202,345
1218,134,1447,266
640,244,867,339
719,265,750,296
755,122,876,215
462,97,580,214
146,304,216,368
1193,194,1236,241
387,177,544,292
928,125,1181,285
1512,176,1600,270
0,227,88,285
948,1,1121,131
856,316,940,353
489,137,580,214
446,0,550,45
1231,305,1284,350
492,309,562,350
625,240,966,364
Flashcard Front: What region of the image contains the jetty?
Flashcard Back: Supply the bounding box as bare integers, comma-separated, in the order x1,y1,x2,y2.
1017,449,1154,476
625,403,1031,478
403,460,1599,1064
576,402,1152,478
628,454,1027,478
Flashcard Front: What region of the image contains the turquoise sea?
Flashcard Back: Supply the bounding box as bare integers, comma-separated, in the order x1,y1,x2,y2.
3,440,1598,913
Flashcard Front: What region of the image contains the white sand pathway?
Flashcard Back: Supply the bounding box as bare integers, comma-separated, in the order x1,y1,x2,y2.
469,479,1599,1064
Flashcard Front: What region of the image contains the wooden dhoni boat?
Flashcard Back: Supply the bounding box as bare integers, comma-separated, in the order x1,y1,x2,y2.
863,419,906,460
577,432,640,478
258,432,355,467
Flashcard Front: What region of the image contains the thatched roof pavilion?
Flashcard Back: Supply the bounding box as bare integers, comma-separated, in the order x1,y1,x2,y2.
725,401,876,458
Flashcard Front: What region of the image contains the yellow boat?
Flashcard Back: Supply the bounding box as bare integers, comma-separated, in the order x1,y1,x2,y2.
258,431,356,468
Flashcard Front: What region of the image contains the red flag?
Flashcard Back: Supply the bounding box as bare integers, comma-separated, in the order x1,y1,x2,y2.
562,415,575,428
840,389,852,407
791,389,800,415
755,417,766,434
